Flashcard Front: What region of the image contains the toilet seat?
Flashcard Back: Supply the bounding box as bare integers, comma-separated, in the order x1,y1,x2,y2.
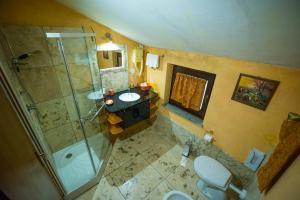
194,156,232,189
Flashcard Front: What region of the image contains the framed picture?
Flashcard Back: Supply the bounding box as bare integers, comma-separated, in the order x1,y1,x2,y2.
232,73,279,110
103,51,109,59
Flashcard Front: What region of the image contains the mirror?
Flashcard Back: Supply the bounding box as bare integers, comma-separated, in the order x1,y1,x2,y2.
97,50,122,69
96,44,127,72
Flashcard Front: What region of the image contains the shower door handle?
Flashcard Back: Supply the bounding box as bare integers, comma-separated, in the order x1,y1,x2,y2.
90,103,106,122
81,103,106,124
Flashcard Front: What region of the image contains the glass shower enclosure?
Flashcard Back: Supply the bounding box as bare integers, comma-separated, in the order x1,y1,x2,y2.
0,25,111,199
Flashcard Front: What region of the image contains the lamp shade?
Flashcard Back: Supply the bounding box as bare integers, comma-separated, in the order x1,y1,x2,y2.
97,41,120,51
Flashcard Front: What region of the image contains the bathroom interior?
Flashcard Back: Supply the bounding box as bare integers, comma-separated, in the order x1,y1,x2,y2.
0,0,299,200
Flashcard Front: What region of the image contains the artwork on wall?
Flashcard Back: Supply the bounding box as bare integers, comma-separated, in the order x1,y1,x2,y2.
232,73,279,110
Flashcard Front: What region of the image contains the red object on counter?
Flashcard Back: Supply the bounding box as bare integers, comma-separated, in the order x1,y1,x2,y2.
107,88,115,96
140,85,152,91
140,84,152,94
105,99,114,106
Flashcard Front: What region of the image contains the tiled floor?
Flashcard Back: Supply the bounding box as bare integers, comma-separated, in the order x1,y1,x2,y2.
75,126,207,200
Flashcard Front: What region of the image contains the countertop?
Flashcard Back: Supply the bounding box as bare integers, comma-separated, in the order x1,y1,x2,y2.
104,87,158,113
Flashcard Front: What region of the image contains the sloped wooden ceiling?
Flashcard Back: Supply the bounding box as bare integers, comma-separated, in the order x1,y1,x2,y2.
58,0,300,67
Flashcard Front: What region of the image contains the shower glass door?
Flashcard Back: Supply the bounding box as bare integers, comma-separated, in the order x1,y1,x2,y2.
46,31,111,196
0,25,111,199
57,33,109,171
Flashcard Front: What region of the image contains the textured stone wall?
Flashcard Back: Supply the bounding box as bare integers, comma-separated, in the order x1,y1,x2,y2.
101,69,128,93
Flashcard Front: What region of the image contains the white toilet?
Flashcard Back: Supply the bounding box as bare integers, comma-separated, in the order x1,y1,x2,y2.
194,156,247,200
163,190,193,200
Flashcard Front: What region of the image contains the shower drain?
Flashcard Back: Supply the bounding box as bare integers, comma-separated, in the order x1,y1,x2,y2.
65,153,73,159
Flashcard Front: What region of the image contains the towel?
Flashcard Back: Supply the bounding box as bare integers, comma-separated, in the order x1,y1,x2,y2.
146,53,159,69
257,113,300,193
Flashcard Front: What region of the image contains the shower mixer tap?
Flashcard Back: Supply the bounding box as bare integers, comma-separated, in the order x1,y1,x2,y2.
12,50,41,72
12,58,28,72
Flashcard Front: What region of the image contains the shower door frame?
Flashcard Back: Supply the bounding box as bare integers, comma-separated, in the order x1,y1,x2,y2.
0,64,65,197
0,63,112,200
0,30,112,200
45,31,113,200
57,35,97,177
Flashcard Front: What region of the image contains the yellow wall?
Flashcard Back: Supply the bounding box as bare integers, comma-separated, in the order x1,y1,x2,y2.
262,155,300,200
0,0,143,85
2,0,300,162
146,47,300,161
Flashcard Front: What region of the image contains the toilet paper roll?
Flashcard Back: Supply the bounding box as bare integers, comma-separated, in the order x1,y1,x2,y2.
203,133,213,143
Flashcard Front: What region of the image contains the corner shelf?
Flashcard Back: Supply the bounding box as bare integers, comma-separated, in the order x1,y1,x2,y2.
108,113,123,125
109,124,124,135
108,112,124,135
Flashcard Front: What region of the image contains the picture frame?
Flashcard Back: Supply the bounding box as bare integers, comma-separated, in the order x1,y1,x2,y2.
231,73,279,110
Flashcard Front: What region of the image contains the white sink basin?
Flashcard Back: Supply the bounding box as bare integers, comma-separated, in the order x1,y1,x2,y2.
119,92,140,102
87,91,103,100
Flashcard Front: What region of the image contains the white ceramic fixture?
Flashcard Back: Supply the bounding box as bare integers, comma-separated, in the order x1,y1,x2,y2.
194,155,247,200
163,190,193,200
118,92,140,102
195,156,232,189
87,91,103,100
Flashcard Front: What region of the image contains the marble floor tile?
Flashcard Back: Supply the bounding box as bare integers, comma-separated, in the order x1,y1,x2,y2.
92,177,125,200
103,156,121,176
75,114,256,200
179,156,197,172
111,139,140,165
109,155,149,187
150,150,180,178
117,165,163,200
75,185,97,200
167,144,184,161
167,165,207,200
149,125,178,146
144,180,174,200
126,128,164,153
140,140,173,163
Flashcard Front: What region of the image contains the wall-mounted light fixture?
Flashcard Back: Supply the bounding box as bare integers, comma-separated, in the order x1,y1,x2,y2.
97,32,120,51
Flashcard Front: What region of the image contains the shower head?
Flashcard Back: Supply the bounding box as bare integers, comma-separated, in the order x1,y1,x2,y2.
17,50,41,60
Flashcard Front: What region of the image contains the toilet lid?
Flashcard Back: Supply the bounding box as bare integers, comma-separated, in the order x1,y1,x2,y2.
194,156,232,188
